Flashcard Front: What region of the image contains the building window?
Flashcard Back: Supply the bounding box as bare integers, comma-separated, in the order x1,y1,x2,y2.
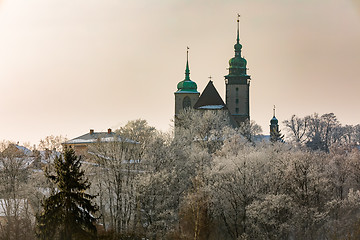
236,99,239,104
235,108,239,113
183,96,191,109
236,87,239,91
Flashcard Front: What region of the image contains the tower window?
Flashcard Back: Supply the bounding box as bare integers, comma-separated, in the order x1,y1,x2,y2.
236,99,239,104
183,96,191,109
236,87,239,91
235,108,239,113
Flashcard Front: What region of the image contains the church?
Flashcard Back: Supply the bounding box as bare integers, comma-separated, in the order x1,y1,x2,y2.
174,16,280,139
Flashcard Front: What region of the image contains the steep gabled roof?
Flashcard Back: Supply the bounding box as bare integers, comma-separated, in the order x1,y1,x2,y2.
193,81,227,110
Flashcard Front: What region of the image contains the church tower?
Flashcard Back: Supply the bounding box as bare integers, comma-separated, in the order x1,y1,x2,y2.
174,48,200,123
270,106,282,142
225,15,251,126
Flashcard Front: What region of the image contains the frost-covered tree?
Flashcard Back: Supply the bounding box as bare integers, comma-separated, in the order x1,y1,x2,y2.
177,176,213,240
116,119,156,160
237,119,263,143
282,151,330,239
133,110,265,239
207,137,266,239
137,130,213,238
283,113,359,151
283,114,309,144
87,119,155,237
89,138,138,234
247,194,293,239
175,108,233,153
37,135,67,152
305,113,339,151
0,143,34,240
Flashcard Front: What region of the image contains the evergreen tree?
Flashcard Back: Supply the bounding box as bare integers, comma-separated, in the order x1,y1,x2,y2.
37,147,98,240
270,128,284,143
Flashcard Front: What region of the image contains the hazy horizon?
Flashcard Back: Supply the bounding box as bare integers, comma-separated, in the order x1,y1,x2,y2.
0,0,359,145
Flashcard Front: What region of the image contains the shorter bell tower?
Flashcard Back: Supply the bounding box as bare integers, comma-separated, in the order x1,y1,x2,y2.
270,106,283,142
174,48,200,124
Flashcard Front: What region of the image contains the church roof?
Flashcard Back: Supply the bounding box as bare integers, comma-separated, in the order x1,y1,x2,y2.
193,81,227,110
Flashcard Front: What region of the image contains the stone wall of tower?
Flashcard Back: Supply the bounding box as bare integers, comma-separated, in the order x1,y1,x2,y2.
174,93,200,116
174,92,199,127
226,83,249,125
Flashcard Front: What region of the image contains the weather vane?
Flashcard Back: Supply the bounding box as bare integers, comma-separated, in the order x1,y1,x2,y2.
208,76,212,81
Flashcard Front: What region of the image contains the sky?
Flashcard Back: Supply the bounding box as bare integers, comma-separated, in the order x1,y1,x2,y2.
0,0,359,145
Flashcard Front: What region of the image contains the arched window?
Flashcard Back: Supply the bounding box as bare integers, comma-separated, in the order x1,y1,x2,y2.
183,96,191,109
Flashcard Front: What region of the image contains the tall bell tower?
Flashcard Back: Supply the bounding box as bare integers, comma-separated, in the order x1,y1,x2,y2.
225,15,251,126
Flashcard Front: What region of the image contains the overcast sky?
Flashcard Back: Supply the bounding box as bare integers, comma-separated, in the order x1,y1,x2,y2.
0,0,359,145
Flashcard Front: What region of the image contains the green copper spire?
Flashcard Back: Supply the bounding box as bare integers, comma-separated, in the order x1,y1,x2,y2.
270,105,278,124
176,47,198,93
234,14,242,56
227,14,247,77
185,46,190,80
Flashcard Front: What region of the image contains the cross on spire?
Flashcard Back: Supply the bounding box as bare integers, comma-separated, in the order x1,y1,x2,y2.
273,105,276,117
237,13,240,43
185,46,190,80
208,75,212,81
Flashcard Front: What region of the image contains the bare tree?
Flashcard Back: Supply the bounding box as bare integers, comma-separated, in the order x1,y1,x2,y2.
283,114,309,144
237,119,263,143
283,113,359,151
37,135,67,152
87,119,155,237
0,144,35,240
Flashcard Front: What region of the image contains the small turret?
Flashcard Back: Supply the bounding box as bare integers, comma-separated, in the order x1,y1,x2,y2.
270,106,282,142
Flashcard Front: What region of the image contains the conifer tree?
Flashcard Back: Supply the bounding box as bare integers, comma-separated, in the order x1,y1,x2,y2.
37,147,98,240
270,128,284,143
